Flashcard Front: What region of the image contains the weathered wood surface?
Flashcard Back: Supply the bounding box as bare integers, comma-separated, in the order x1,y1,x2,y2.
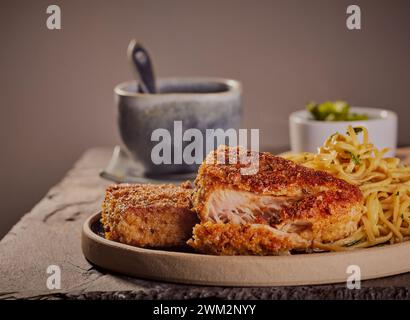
1,147,410,300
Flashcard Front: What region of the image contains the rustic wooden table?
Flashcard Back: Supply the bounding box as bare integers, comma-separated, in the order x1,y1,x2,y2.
1,147,410,300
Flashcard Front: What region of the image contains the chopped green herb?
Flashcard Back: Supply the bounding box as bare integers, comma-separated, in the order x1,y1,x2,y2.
330,132,338,139
347,127,363,135
345,239,361,247
306,101,368,121
350,152,361,165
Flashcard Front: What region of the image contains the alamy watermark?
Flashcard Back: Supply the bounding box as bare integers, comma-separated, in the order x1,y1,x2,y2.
151,121,260,175
346,264,361,289
46,4,360,31
346,5,361,30
46,5,61,30
46,264,61,290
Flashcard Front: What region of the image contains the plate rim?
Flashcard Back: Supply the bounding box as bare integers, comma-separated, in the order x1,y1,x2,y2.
82,212,410,286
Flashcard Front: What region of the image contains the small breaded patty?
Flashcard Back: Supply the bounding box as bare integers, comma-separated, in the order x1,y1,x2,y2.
101,183,198,248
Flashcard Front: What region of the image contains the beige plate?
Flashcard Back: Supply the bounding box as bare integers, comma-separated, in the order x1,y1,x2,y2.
82,212,410,287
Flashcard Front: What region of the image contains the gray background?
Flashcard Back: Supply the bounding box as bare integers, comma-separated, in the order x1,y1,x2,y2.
1,0,409,238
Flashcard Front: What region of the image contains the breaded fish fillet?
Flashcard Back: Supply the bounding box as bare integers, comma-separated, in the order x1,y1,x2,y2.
101,183,198,248
188,146,364,255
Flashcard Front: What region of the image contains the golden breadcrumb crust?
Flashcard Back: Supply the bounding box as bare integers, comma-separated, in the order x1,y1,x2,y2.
193,146,362,216
101,183,198,248
188,222,310,255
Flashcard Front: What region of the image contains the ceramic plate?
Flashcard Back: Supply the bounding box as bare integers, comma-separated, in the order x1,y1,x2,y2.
81,212,410,287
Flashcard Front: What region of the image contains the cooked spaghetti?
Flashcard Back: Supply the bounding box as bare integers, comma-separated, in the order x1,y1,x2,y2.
284,125,410,251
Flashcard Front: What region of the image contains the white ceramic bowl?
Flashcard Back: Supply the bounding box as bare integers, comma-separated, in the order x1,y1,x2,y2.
289,107,398,157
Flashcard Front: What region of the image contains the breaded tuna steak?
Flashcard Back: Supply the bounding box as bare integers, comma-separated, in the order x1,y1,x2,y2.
101,183,198,248
188,146,364,255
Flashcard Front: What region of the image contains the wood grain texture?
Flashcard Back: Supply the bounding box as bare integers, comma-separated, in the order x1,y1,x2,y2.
1,147,410,300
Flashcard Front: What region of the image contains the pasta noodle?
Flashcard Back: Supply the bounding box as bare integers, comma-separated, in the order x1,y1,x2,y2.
284,125,410,251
